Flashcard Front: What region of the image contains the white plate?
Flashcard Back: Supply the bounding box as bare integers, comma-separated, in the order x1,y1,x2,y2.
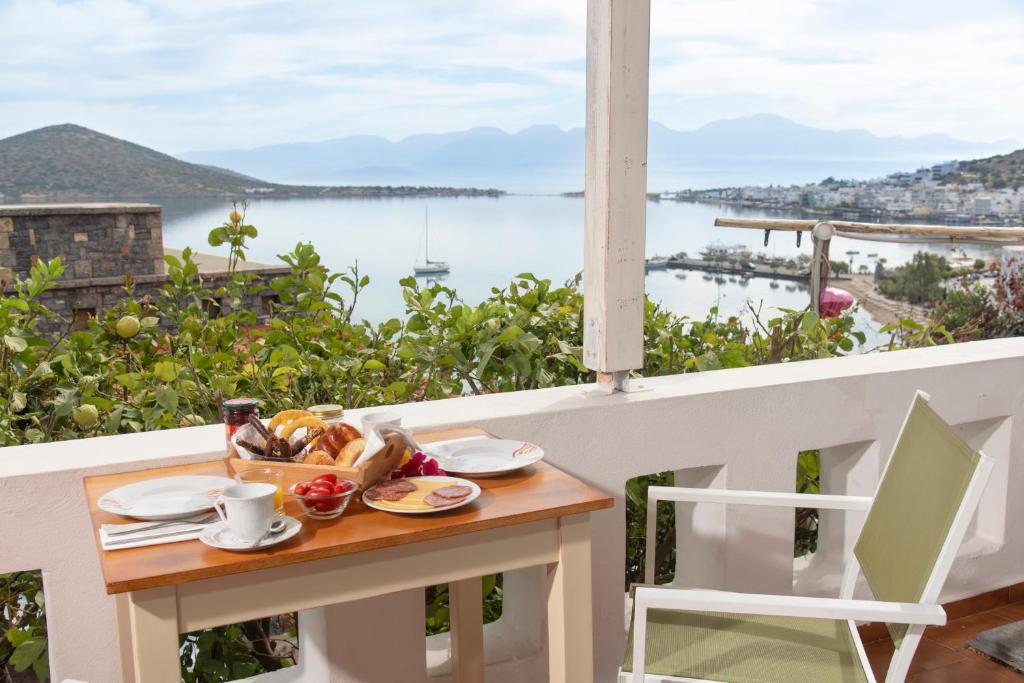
429,438,544,477
98,476,234,521
362,476,481,515
199,516,302,551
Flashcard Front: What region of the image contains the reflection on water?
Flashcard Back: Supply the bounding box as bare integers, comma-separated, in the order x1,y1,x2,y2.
159,195,994,352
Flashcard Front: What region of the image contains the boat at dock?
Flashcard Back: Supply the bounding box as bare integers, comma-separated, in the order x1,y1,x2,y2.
645,256,669,271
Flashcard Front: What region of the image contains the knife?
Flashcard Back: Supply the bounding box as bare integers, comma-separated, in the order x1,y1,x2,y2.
104,513,216,537
103,527,208,548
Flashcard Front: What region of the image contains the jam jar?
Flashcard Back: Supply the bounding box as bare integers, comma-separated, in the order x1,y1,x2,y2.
223,397,259,450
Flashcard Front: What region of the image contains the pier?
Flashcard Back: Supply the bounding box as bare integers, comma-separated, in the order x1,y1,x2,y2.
664,256,850,283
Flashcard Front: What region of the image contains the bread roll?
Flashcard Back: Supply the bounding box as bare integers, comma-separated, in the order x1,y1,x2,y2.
319,423,362,456
303,450,335,465
335,437,367,467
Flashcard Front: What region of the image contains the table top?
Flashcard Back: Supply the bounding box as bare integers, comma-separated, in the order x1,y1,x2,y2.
84,428,613,594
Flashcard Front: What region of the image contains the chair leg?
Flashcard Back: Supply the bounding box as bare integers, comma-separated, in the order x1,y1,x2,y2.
631,598,648,683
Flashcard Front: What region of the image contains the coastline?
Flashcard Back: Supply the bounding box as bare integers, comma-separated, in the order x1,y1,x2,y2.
842,274,930,326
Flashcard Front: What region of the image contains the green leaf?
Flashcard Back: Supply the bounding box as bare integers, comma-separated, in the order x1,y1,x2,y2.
900,318,923,330
152,361,179,383
104,406,124,433
9,636,46,672
406,313,427,333
32,652,49,682
496,325,525,344
3,335,27,352
799,311,820,333
6,627,30,647
154,387,179,413
362,359,386,371
10,391,27,412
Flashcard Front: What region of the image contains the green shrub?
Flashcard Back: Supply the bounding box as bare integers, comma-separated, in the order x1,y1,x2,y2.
0,222,872,682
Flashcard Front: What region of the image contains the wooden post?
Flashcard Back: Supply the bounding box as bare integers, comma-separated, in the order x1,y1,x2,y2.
583,0,651,387
809,222,834,312
715,216,1024,242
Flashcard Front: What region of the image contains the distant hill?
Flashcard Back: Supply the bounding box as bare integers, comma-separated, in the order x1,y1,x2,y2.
179,114,1019,191
0,125,502,201
946,148,1024,190
0,125,268,200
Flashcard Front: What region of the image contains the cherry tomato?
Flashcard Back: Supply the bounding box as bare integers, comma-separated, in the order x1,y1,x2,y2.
314,500,341,512
294,483,310,496
307,487,333,498
312,473,338,486
333,483,352,494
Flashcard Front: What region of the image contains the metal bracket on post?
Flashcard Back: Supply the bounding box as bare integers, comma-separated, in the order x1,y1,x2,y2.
809,221,834,312
596,370,631,395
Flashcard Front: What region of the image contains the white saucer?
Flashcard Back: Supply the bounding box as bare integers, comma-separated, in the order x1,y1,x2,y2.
199,516,302,551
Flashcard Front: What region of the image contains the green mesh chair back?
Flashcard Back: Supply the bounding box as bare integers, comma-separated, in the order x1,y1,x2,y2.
853,394,982,646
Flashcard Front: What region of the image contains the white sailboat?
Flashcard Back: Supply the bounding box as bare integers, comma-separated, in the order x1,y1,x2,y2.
414,208,450,276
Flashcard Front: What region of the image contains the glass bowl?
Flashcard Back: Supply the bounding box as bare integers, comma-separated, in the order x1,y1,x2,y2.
288,478,358,520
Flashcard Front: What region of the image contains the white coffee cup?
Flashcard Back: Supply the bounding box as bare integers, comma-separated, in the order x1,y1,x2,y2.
361,411,402,435
213,483,276,541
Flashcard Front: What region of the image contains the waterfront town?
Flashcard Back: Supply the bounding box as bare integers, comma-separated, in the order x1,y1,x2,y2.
669,160,1024,223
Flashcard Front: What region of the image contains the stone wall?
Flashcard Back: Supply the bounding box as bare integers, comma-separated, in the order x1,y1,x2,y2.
33,269,289,335
0,203,288,334
0,203,164,279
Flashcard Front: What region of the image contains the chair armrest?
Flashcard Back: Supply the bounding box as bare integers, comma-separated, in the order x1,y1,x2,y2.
641,487,872,583
647,486,873,510
633,586,946,626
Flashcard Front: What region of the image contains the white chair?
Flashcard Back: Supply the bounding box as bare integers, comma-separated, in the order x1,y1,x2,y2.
621,391,994,683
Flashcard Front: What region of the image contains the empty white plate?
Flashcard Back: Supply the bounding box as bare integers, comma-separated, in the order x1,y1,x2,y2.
199,516,302,551
429,438,544,478
98,476,234,521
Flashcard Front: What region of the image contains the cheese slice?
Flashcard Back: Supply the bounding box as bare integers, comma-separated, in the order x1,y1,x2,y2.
373,479,462,511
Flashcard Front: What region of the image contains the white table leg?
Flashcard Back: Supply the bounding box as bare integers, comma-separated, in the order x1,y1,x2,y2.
449,576,485,683
546,513,594,683
127,585,180,683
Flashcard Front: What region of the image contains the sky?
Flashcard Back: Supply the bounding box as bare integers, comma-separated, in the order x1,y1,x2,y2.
1,0,1023,152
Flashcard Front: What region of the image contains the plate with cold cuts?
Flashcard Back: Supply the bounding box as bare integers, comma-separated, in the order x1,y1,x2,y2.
428,438,544,478
98,475,234,521
361,476,481,514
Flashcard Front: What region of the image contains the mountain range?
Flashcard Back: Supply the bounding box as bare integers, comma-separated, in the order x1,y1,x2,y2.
0,125,501,202
179,114,1020,191
0,116,1020,202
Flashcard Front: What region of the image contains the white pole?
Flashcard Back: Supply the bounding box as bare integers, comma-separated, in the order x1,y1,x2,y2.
583,0,651,391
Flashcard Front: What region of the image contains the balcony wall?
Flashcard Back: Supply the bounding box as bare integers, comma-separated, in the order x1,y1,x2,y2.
2,338,1024,683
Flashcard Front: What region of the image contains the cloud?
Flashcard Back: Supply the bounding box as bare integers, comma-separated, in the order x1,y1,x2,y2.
0,0,1021,150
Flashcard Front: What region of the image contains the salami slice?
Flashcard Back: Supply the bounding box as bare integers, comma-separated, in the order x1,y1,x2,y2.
432,485,472,500
425,492,464,508
365,487,409,502
365,479,416,501
378,479,416,493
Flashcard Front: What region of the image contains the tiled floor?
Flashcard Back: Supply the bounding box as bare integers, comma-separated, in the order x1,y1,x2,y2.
862,599,1024,681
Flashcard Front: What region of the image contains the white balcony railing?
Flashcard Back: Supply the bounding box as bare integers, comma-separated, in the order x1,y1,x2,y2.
3,338,1024,683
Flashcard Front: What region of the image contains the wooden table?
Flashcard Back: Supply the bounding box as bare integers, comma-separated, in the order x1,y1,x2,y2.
84,428,613,683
